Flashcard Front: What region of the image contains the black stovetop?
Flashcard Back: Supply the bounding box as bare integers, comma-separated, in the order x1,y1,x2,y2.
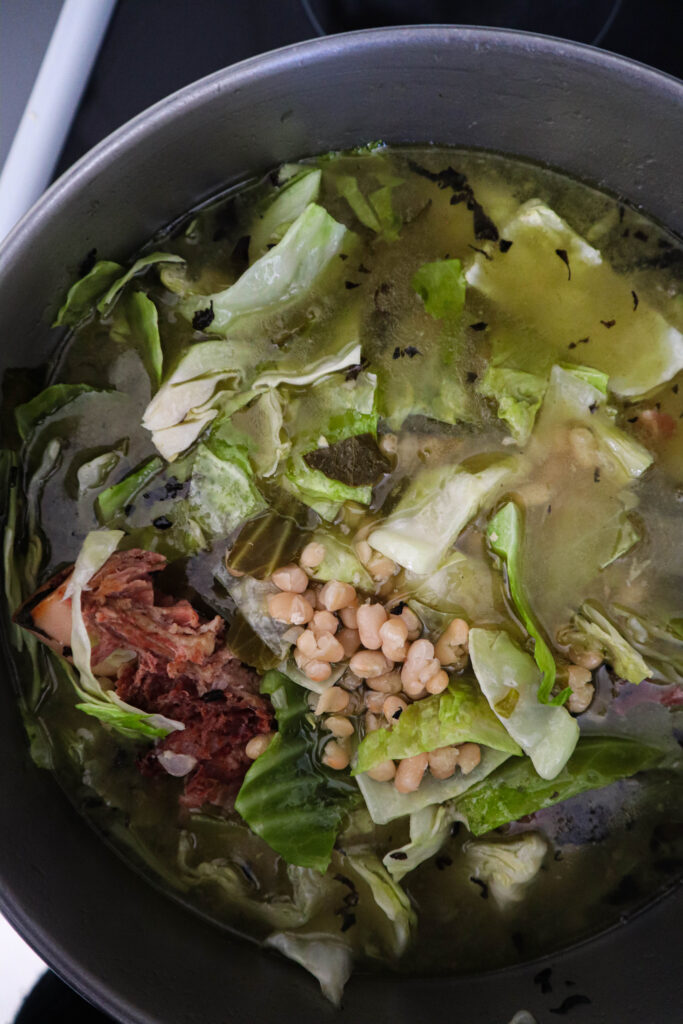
7,1,681,1020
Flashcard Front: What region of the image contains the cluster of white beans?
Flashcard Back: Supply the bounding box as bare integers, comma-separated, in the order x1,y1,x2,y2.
255,541,479,792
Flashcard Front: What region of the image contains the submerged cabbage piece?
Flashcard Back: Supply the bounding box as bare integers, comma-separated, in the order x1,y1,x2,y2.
7,145,683,1002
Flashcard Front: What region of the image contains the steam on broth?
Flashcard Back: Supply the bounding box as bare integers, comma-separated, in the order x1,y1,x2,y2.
2,146,682,999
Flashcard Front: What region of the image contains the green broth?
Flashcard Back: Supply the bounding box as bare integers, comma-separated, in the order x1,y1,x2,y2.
4,146,682,982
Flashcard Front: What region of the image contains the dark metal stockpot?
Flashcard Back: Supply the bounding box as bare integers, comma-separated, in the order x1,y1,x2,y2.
0,27,681,1024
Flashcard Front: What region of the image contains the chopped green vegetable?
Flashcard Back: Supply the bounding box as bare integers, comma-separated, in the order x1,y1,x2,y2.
54,260,123,326
354,679,521,775
15,384,100,441
486,500,568,704
567,603,651,684
249,168,322,260
384,804,456,881
97,252,184,314
464,832,548,908
455,735,666,835
369,456,517,574
95,456,163,523
477,366,547,444
468,628,579,780
411,258,466,319
235,670,358,872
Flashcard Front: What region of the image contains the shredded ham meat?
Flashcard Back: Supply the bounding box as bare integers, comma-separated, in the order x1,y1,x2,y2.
82,550,273,809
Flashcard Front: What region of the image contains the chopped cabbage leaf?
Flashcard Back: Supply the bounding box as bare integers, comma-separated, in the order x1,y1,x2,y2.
468,628,579,780
369,455,517,574
266,932,352,1007
384,804,456,881
477,366,547,444
111,290,163,388
186,440,266,540
97,252,184,314
464,832,548,908
249,168,322,261
181,204,352,336
308,528,374,590
354,678,521,775
355,747,511,825
211,391,288,478
235,670,359,871
454,735,666,835
411,258,466,319
566,603,652,684
95,456,163,523
54,260,123,326
466,198,683,396
486,501,567,704
15,383,101,441
348,850,415,954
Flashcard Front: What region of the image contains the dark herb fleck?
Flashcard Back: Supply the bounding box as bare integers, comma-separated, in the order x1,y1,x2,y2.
634,229,649,242
338,252,348,261
568,342,577,350
550,994,592,1015
466,371,478,383
152,515,173,530
63,645,73,658
390,602,407,615
123,503,134,516
589,402,598,414
534,967,553,994
631,290,639,311
303,433,391,487
357,263,371,274
499,238,513,253
390,851,408,861
547,504,552,515
554,849,563,861
392,346,402,360
435,855,452,870
78,248,97,277
470,877,489,899
201,690,226,703
578,337,589,344
469,321,488,332
192,301,215,331
392,708,403,720
627,416,639,423
600,319,616,328
345,280,361,290
164,476,186,498
339,911,356,933
555,248,571,280
404,346,421,358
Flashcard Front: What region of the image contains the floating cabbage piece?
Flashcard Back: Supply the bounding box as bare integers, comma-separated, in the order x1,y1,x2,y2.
97,252,185,314
354,678,521,776
477,366,547,444
283,459,371,521
536,365,653,483
308,528,374,590
267,932,352,1006
334,169,403,241
225,509,306,580
181,204,352,335
469,628,579,780
249,168,322,260
141,340,251,461
54,260,123,326
454,735,666,835
76,450,123,496
486,501,566,704
384,804,457,881
464,832,548,908
411,258,466,319
15,383,101,441
211,391,289,478
356,747,511,825
65,530,184,739
185,439,266,540
111,290,163,388
405,549,504,625
235,670,359,871
565,603,651,684
95,456,163,523
369,455,517,574
466,198,683,396
607,606,683,685
348,851,415,954
216,568,292,661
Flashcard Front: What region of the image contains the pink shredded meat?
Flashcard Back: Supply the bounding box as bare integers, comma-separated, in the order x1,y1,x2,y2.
82,549,273,809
